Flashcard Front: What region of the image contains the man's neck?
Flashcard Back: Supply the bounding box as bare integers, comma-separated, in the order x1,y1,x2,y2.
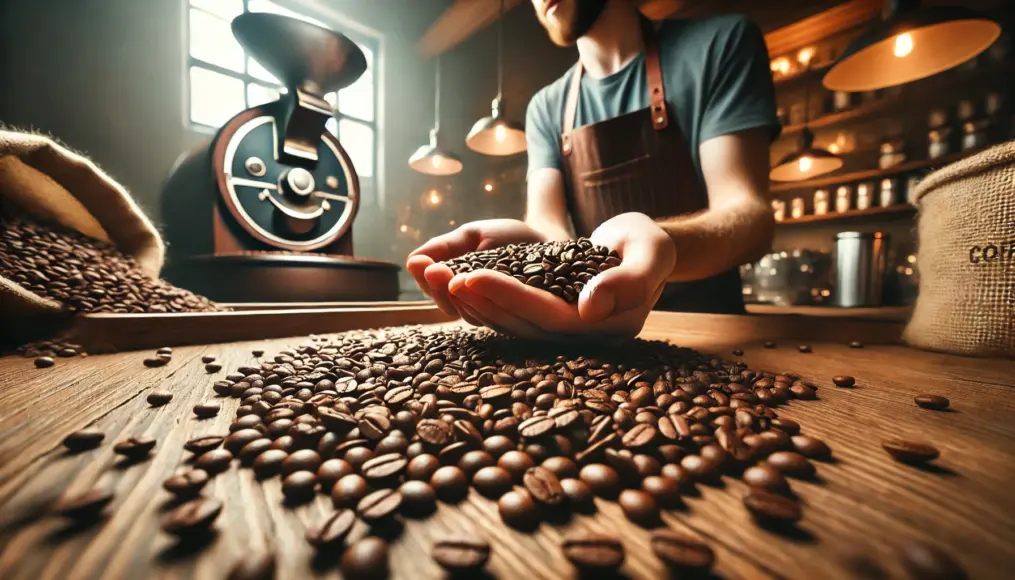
576,1,645,79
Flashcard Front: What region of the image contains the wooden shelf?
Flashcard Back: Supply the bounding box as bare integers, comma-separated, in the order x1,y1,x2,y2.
772,61,833,87
770,148,986,193
776,204,915,225
746,303,913,321
780,97,892,136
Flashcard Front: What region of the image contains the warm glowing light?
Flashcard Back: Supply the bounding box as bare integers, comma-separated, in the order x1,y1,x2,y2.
484,182,494,192
907,254,917,264
798,156,813,173
494,125,506,143
820,289,831,297
894,32,913,58
399,225,408,233
904,267,914,276
449,220,456,226
797,47,815,66
770,57,791,76
428,190,442,206
431,156,441,168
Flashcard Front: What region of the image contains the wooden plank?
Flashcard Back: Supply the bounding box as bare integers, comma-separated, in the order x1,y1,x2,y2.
419,0,526,57
1,314,1013,579
745,304,912,321
763,0,881,57
219,301,437,311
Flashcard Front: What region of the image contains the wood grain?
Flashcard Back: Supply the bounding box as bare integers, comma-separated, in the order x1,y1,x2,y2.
1,313,1013,579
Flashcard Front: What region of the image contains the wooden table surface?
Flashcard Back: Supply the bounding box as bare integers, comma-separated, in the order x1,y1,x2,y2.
1,312,1013,580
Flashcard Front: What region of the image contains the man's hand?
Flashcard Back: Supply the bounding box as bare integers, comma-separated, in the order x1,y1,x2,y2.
445,213,676,338
406,219,548,321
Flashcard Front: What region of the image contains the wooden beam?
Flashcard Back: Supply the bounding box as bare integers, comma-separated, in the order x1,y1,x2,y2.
637,0,687,21
419,0,526,56
763,0,882,57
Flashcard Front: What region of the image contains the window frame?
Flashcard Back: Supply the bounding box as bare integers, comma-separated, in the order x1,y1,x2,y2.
182,0,381,183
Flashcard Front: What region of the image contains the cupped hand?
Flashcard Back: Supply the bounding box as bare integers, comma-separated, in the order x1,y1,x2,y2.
406,219,548,320
447,212,676,339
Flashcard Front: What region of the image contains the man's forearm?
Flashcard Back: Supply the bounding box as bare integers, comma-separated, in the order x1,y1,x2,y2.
525,213,574,242
657,198,774,282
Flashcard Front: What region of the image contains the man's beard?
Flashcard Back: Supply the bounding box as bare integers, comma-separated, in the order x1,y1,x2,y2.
537,0,608,46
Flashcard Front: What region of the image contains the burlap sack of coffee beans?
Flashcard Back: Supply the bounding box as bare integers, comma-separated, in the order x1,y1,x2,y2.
905,141,1015,358
0,128,165,318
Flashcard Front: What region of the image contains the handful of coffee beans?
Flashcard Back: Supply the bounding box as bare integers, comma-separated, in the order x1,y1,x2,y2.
0,218,223,314
442,238,620,303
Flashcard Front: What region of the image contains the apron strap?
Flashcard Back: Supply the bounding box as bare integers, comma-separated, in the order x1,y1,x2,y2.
560,18,667,157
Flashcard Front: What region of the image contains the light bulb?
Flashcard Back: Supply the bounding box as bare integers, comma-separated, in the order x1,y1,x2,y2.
484,182,493,192
894,32,913,58
399,225,408,233
428,190,441,206
797,47,815,66
798,156,813,173
431,155,441,168
494,125,506,143
828,143,840,154
770,57,791,76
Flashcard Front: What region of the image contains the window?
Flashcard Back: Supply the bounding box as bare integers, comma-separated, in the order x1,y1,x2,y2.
186,0,378,178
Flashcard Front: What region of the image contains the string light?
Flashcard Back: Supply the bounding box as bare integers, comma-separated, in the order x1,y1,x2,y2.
399,225,408,233
770,57,791,76
428,190,442,207
484,182,494,192
797,47,815,66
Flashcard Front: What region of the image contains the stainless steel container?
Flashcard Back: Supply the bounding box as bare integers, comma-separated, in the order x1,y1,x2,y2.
834,232,889,307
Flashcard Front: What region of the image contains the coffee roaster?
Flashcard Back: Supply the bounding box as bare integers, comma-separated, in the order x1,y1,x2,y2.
161,12,399,302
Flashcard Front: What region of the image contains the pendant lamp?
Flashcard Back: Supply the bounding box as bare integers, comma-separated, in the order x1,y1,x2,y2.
465,0,526,156
823,0,1001,92
770,64,843,182
409,57,463,176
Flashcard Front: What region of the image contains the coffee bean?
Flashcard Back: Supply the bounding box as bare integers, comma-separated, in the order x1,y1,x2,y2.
651,529,715,573
743,489,802,525
767,451,815,478
205,363,222,373
432,537,491,573
253,449,288,477
743,463,790,492
52,488,114,519
193,402,220,418
618,489,659,525
344,446,375,471
832,375,856,388
341,537,388,580
430,465,468,501
518,415,555,438
225,429,264,454
356,488,402,521
164,469,210,498
914,394,950,411
881,439,940,464
579,464,621,499
542,456,579,480
317,459,355,491
732,348,744,356
113,436,156,460
791,435,831,459
282,470,317,502
277,449,320,476
358,414,391,441
306,509,356,548
798,345,812,353
195,448,233,474
147,391,173,406
227,551,276,580
252,349,265,357
162,497,223,536
63,430,104,453
417,419,453,445
472,466,514,498
34,356,55,368
498,450,535,482
144,357,168,368
236,438,272,465
561,532,624,571
498,489,538,528
183,435,224,456
899,541,967,580
399,480,437,516
680,454,720,482
522,466,564,505
407,454,441,482
362,453,408,481
763,341,777,349
483,435,516,458
332,474,371,508
850,341,864,348
641,475,682,506
622,423,657,448
560,477,594,508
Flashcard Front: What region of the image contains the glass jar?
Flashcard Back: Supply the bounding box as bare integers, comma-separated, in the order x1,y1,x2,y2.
791,197,806,219
928,108,948,129
835,186,852,213
833,91,853,111
880,178,899,207
856,183,873,210
957,99,976,122
879,140,906,169
813,189,830,215
962,119,990,151
928,127,951,159
771,199,786,222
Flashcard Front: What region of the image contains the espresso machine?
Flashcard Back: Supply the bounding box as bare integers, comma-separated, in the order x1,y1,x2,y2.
161,12,399,302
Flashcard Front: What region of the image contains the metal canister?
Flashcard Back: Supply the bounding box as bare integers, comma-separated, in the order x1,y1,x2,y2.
771,199,786,222
856,183,873,210
835,185,852,213
813,189,830,215
879,178,899,207
834,232,889,307
791,197,806,219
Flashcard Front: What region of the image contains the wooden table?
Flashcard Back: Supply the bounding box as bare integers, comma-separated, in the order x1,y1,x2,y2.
1,312,1013,579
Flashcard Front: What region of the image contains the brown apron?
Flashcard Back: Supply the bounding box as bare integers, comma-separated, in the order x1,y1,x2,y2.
560,21,745,314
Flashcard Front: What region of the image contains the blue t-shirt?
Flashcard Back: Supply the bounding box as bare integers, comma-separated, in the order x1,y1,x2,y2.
526,15,779,185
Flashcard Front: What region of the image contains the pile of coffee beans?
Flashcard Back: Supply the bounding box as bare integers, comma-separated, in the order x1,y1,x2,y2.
0,218,223,314
442,238,620,303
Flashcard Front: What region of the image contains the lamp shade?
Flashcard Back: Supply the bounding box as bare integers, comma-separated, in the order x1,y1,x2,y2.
770,127,843,182
823,1,1001,92
409,130,463,176
465,99,527,156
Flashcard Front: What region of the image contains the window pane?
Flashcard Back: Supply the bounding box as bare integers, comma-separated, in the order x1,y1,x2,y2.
338,118,373,178
248,56,281,85
189,8,245,72
326,117,338,138
324,92,337,108
190,66,245,127
247,83,284,107
248,0,327,27
338,44,374,121
190,0,243,20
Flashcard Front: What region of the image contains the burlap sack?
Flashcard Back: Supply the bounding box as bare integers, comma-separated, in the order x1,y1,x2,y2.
904,141,1015,358
0,128,165,317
